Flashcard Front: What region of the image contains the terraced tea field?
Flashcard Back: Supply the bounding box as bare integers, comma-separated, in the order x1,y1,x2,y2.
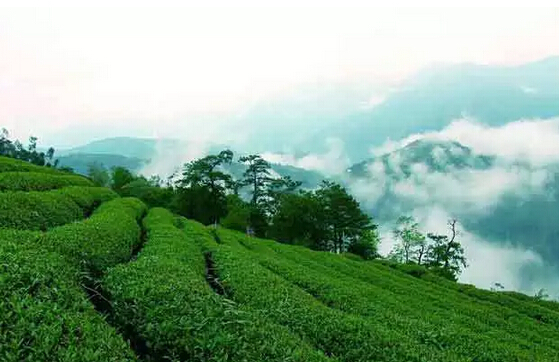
1,156,558,361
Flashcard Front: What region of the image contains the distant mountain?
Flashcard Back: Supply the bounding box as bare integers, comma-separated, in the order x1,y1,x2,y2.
57,137,326,188
57,137,181,160
346,139,559,267
348,139,495,178
56,153,147,175
223,161,325,191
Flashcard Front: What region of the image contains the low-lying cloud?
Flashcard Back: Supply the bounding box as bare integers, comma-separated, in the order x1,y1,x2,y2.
262,137,350,176
353,117,559,299
371,117,559,165
377,206,558,299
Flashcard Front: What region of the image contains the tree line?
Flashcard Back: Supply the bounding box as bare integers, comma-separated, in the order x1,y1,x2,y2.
0,128,57,167
389,216,467,281
88,150,380,260
86,149,469,280
0,128,468,281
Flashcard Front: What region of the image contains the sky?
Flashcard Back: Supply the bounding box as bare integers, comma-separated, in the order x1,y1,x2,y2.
1,2,558,147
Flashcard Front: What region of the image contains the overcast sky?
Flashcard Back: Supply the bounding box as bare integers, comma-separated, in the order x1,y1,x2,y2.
1,2,558,147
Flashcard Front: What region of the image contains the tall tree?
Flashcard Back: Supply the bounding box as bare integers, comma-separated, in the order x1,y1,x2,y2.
315,181,373,254
0,129,58,167
426,219,467,280
265,175,302,217
269,191,324,247
238,155,274,236
390,216,427,264
0,128,14,157
176,150,234,225
239,154,272,206
348,228,381,260
87,162,110,187
110,166,136,193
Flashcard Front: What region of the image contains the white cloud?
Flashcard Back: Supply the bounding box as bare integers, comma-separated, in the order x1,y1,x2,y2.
139,139,211,179
377,206,558,298
352,118,559,297
262,137,349,176
521,86,538,94
359,94,386,110
371,117,559,166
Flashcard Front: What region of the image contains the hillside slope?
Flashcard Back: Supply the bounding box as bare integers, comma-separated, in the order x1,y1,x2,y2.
2,157,559,361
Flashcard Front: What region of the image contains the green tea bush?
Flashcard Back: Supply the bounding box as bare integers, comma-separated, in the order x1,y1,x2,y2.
40,197,146,274
217,229,559,361
0,232,136,362
0,187,117,230
0,156,66,174
0,172,93,191
203,227,463,362
103,209,330,362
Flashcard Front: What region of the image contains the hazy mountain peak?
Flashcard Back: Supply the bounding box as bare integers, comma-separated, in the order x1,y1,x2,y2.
348,139,494,178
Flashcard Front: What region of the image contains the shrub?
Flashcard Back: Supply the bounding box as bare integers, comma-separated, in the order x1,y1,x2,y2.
39,197,146,274
215,229,559,361
0,233,136,361
0,156,66,174
103,208,329,362
0,172,93,191
0,187,118,230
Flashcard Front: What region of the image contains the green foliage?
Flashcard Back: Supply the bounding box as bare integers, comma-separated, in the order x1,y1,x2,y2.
39,197,146,274
119,178,174,208
87,162,110,187
0,156,65,174
219,230,559,361
0,233,136,361
0,129,58,167
425,220,467,280
269,191,322,245
103,209,329,362
270,181,375,253
390,216,427,264
314,180,374,253
0,172,93,191
213,229,458,361
220,194,251,232
534,288,550,301
0,186,117,230
239,154,272,206
110,166,135,192
174,150,234,225
347,228,380,260
3,145,558,361
171,185,220,225
56,186,118,212
390,217,467,280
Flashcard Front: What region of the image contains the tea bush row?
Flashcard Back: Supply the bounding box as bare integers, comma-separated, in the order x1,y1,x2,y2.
0,172,93,191
0,231,136,362
229,232,558,361
0,187,117,230
103,209,331,362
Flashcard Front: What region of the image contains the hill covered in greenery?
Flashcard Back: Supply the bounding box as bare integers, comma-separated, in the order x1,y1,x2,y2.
347,138,559,273
1,153,559,361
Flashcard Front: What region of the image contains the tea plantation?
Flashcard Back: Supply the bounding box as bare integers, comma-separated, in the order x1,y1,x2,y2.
1,156,559,361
